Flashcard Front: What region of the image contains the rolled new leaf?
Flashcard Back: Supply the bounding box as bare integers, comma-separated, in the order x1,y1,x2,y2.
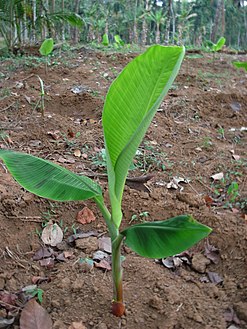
120,215,211,258
0,150,102,201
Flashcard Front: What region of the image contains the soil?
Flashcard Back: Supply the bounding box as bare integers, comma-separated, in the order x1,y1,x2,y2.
0,46,246,329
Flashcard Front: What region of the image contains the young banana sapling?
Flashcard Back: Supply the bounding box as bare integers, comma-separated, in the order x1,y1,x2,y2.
39,38,54,74
0,45,211,317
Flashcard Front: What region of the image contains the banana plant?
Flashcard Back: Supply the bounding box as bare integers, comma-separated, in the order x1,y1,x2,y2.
0,45,211,317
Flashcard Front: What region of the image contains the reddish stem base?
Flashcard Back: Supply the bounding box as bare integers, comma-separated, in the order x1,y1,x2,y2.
112,301,125,317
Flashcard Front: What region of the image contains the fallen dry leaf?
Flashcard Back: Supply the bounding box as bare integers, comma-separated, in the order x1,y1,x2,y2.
0,317,15,328
93,250,109,261
39,257,55,268
0,291,18,311
67,128,75,138
47,130,60,140
224,307,241,324
67,230,98,244
94,259,112,271
31,276,51,285
204,195,214,208
57,156,75,164
204,241,220,264
76,207,96,225
211,172,224,181
41,221,63,247
207,271,223,285
232,154,240,161
167,176,190,191
20,299,52,329
64,250,74,259
32,247,54,261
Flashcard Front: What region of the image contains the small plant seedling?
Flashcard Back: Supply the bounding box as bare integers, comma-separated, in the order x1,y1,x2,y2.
114,35,125,48
39,38,54,74
25,287,44,303
227,181,239,202
211,37,225,53
0,46,211,317
217,127,225,140
102,33,109,46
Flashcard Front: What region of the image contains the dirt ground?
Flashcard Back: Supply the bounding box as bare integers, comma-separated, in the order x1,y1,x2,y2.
0,46,246,329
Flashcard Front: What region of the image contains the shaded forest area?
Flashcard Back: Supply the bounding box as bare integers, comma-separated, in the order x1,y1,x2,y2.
0,0,247,55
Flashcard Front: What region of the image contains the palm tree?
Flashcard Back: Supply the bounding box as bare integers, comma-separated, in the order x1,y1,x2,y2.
148,8,166,44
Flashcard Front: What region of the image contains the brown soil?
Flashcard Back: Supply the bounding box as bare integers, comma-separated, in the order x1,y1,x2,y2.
0,47,246,329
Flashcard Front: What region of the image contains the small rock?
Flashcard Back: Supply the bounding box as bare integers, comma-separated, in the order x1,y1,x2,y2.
75,237,98,254
233,302,247,322
150,313,158,319
194,313,203,323
58,277,71,289
191,253,210,273
51,299,60,308
149,295,163,310
97,323,108,329
53,320,67,329
71,278,85,292
69,322,87,329
227,326,240,329
139,191,149,199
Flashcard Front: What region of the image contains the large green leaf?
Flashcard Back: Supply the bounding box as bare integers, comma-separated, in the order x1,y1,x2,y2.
39,38,54,56
0,150,102,201
120,215,211,258
102,45,185,227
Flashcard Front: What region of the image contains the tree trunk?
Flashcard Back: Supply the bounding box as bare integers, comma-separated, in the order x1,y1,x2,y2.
133,0,138,44
211,0,223,42
141,0,150,46
61,0,65,41
165,0,173,44
155,23,160,44
72,0,80,43
32,0,37,43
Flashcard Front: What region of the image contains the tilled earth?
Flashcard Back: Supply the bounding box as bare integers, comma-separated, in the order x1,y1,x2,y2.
0,46,246,329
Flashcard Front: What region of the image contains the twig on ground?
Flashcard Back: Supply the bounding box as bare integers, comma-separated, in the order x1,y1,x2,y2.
197,178,215,193
20,74,34,81
82,172,154,184
7,216,43,222
0,102,16,113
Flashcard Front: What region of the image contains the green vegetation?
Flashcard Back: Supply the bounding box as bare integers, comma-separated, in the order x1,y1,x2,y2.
232,61,247,71
0,45,211,316
0,1,246,55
